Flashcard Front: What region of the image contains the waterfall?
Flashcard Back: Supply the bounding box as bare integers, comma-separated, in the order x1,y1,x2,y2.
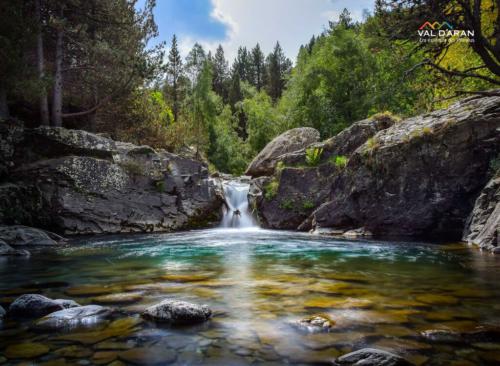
220,180,257,228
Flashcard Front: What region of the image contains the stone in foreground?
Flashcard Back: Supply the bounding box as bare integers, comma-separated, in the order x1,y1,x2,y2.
334,348,412,366
291,314,334,333
8,294,66,318
142,299,211,325
34,304,111,330
0,225,64,246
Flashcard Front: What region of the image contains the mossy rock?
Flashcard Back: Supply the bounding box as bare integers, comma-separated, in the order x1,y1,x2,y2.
5,342,50,359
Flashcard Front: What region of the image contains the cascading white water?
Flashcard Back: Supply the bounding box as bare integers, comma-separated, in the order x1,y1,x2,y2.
220,181,257,228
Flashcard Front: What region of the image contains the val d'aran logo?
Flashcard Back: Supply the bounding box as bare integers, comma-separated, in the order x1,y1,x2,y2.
417,21,474,42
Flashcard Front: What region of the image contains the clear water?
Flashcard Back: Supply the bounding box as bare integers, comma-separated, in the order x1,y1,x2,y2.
220,182,256,228
1,228,500,365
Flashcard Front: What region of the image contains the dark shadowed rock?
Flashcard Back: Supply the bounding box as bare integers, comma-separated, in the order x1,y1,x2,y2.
334,348,412,366
0,239,30,256
34,304,111,330
463,175,499,250
142,299,211,325
310,95,500,239
0,305,5,319
9,294,65,318
0,225,63,246
245,127,320,177
54,299,81,309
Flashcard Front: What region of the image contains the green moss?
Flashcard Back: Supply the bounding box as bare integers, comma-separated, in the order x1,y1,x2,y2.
302,200,315,210
155,181,165,192
370,111,401,123
264,178,279,200
366,137,380,151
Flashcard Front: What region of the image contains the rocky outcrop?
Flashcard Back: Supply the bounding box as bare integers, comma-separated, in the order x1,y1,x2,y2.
334,348,411,366
252,94,500,241
245,127,320,177
142,299,212,325
0,124,222,235
463,175,499,250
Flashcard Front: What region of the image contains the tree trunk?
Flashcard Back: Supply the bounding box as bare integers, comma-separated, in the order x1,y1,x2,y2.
52,26,64,127
0,82,9,119
35,0,49,126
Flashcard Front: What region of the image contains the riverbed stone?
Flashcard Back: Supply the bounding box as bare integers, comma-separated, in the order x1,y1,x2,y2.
334,348,412,366
34,304,111,330
93,292,142,304
4,342,50,359
54,345,93,358
142,299,212,325
8,294,65,318
421,329,463,343
0,225,63,246
119,346,177,364
291,314,335,333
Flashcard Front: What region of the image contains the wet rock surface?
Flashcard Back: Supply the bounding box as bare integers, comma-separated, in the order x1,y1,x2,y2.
34,305,112,330
464,175,499,250
8,294,66,318
142,299,212,325
291,314,334,333
0,225,64,246
0,239,30,256
0,124,222,234
334,348,412,366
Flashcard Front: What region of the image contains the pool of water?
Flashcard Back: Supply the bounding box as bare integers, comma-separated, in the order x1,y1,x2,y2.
1,228,500,365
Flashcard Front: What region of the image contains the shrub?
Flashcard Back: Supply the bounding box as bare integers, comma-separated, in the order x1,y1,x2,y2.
370,111,401,124
330,155,348,169
264,178,279,200
302,200,315,210
155,181,165,193
305,147,323,166
275,161,285,173
280,199,294,210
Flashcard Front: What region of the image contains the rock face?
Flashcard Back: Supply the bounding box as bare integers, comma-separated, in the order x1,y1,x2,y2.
463,175,499,250
334,348,411,366
245,127,320,177
142,299,211,325
8,294,66,318
252,94,500,240
0,125,222,234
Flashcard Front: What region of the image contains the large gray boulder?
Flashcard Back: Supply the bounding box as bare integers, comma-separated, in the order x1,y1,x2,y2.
0,125,222,234
8,294,66,318
142,299,211,325
463,175,499,250
245,127,320,177
309,94,500,239
334,348,411,366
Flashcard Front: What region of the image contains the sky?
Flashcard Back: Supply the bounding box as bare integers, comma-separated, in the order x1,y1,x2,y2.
141,0,375,63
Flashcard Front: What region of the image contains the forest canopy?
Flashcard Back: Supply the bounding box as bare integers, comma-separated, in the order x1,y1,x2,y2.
0,0,498,174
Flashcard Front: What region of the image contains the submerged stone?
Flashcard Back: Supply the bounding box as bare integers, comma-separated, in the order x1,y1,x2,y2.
34,304,111,330
161,274,213,282
415,294,459,305
5,342,50,359
334,348,412,366
93,292,143,304
291,314,335,333
142,299,211,325
65,285,117,297
119,346,177,364
54,345,93,358
305,297,373,309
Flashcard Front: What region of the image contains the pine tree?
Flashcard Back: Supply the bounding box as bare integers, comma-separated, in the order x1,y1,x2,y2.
212,45,228,100
233,46,250,83
265,41,292,101
249,44,266,91
166,34,183,121
185,43,206,84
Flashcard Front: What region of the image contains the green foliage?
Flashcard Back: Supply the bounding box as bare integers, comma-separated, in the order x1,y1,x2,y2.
370,111,401,123
302,200,315,210
490,155,500,174
366,137,380,151
305,147,323,166
264,178,279,200
279,198,294,210
330,155,348,169
155,180,165,193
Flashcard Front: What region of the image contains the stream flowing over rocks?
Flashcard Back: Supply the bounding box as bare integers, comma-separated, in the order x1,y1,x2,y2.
0,122,223,235
248,93,500,249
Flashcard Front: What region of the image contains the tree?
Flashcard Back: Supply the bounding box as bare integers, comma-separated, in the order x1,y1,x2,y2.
375,0,500,87
185,43,206,84
166,34,184,121
233,46,251,82
212,45,229,99
249,44,266,90
266,41,292,101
